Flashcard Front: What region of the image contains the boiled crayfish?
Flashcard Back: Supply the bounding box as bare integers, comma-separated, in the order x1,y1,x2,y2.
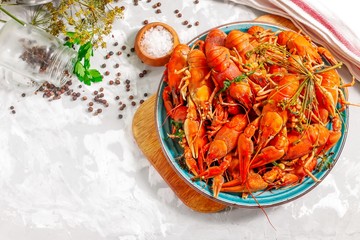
162,26,353,200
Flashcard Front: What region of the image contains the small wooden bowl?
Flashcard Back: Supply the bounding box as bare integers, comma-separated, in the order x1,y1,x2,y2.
135,22,180,67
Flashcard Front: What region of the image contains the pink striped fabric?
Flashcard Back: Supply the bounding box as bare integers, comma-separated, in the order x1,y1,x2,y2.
291,0,360,57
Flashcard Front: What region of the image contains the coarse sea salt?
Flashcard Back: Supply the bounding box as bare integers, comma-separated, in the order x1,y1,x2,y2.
140,26,173,58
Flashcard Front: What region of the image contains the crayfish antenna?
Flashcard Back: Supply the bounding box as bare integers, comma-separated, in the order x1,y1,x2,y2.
245,183,277,231
304,169,320,182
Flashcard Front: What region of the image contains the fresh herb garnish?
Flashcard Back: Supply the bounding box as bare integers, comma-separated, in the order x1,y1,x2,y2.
317,152,334,172
170,119,184,139
218,71,254,93
66,37,103,86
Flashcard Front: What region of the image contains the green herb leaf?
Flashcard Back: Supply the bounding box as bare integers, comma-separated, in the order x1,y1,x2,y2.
88,69,103,82
64,32,81,46
64,41,74,48
83,72,92,86
71,41,103,86
66,32,75,38
217,71,255,95
74,61,85,80
84,58,91,69
223,80,231,90
217,80,231,94
85,47,93,59
233,75,246,83
78,41,92,61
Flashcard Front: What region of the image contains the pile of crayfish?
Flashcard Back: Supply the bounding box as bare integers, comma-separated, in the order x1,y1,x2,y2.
161,25,353,198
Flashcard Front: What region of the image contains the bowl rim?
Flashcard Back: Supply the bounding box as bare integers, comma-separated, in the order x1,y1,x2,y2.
154,20,350,208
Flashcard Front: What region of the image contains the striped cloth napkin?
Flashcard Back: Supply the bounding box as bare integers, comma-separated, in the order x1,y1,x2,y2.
231,0,360,81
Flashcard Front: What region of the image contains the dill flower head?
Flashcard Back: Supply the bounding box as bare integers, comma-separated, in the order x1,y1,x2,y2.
31,0,123,48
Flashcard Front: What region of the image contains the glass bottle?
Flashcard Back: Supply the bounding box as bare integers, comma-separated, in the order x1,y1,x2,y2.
0,19,76,88
16,0,53,6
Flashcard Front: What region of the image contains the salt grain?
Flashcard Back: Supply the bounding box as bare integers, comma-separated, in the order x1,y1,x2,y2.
140,26,173,58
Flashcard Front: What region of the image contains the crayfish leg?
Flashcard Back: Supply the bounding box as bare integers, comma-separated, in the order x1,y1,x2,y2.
212,175,225,198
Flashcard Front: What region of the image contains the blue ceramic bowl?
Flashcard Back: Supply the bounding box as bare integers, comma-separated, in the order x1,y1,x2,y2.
155,22,349,207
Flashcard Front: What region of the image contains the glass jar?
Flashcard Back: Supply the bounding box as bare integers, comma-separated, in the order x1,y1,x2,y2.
0,19,76,88
16,0,53,6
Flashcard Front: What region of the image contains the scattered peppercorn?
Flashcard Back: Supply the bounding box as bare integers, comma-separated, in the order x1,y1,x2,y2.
119,104,126,110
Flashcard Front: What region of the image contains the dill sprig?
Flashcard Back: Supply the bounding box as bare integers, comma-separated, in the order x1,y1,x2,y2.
30,0,124,48
248,42,345,132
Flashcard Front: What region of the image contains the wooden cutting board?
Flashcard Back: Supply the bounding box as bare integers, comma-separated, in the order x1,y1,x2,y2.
132,15,297,213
